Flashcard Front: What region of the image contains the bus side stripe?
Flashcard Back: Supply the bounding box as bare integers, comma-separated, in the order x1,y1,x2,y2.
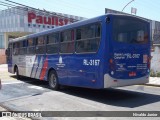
34,56,41,78
30,55,37,77
40,57,48,80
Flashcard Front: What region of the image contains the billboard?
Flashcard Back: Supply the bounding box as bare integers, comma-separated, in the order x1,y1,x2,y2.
105,8,128,15
28,12,74,27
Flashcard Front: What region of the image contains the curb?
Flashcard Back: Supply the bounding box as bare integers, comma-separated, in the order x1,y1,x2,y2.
0,106,7,111
144,83,160,87
0,104,12,111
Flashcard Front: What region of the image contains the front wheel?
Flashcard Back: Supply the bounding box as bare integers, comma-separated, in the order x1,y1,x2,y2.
48,70,59,90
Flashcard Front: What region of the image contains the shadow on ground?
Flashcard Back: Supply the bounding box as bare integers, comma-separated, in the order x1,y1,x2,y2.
11,75,160,108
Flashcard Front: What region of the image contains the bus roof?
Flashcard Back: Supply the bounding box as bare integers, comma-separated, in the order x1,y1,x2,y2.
9,13,149,43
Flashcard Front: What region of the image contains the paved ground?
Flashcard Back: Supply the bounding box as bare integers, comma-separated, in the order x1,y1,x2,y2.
0,79,160,120
0,64,16,81
0,64,160,120
147,77,160,86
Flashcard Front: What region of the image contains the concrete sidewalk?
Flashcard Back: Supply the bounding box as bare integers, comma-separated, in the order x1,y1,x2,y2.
0,64,16,81
0,64,7,71
0,64,160,87
147,77,160,87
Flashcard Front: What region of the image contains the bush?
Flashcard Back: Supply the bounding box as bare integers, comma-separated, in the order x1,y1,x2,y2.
150,69,156,77
157,72,160,77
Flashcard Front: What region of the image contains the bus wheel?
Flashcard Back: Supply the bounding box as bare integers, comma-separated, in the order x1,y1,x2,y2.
48,70,59,90
15,67,20,79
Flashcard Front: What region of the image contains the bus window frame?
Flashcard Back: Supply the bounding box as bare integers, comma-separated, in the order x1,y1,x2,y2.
19,39,27,55
35,36,46,55
75,22,102,54
112,16,149,44
27,38,36,55
46,32,60,55
59,29,75,54
13,41,20,55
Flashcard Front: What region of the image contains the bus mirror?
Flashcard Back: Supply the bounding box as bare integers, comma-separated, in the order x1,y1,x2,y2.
106,17,110,23
5,49,8,56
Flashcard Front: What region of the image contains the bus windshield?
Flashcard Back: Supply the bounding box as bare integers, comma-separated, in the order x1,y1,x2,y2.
113,17,149,44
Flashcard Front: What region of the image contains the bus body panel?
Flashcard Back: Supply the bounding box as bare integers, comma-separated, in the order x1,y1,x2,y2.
7,14,150,89
46,47,105,88
103,15,150,88
60,54,103,88
8,59,13,74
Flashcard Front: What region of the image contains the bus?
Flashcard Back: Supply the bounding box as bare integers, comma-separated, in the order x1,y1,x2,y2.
6,14,151,90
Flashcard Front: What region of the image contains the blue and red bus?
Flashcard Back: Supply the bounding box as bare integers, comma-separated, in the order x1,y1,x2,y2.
6,14,151,90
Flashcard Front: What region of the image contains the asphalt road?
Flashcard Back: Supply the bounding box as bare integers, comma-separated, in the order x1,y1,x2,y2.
0,76,160,120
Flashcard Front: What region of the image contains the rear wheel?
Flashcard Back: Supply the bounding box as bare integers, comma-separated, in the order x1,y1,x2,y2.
48,70,59,90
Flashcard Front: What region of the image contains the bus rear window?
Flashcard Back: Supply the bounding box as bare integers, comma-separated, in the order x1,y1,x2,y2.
113,17,149,44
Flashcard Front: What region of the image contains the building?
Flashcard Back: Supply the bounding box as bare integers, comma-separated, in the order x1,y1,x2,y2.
151,21,160,75
0,6,86,64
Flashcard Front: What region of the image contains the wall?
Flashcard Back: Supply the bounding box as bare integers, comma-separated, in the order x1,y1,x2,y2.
151,46,160,75
0,49,6,64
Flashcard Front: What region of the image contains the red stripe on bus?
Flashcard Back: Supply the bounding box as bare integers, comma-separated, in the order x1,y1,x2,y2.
40,57,48,80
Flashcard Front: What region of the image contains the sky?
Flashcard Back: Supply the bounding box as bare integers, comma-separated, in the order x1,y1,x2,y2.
1,0,160,21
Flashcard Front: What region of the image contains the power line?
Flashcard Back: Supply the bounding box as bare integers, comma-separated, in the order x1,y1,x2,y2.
0,0,87,24
0,0,30,12
0,3,13,7
4,0,80,22
0,0,16,7
0,0,81,22
0,2,28,16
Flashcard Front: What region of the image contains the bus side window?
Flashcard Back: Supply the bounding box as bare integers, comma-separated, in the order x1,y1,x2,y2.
27,38,35,54
19,40,27,55
36,36,46,54
76,23,101,53
60,30,74,53
95,23,101,37
13,42,20,55
46,33,59,54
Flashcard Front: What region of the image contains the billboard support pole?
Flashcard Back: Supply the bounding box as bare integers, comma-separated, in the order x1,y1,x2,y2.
122,0,134,12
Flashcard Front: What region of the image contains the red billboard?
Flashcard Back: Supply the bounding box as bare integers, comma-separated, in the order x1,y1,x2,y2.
28,12,73,26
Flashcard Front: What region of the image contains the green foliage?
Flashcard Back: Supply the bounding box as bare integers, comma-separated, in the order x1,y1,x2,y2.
150,69,156,77
150,69,160,77
157,72,160,77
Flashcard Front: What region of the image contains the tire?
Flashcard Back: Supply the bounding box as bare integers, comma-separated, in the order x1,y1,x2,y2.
48,70,59,90
15,67,20,79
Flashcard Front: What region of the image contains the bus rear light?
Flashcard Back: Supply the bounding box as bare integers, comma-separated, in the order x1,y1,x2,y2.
147,57,151,68
147,63,150,69
147,58,151,68
129,72,136,77
109,58,115,71
109,59,113,64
